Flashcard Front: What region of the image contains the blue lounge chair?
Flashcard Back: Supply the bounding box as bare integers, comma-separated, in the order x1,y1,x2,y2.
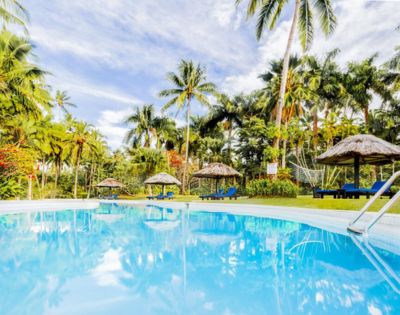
345,181,393,199
200,189,224,200
315,183,355,199
156,192,175,200
147,193,163,200
165,192,174,200
213,187,239,200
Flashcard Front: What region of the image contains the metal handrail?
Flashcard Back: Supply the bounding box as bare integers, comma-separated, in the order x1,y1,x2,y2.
348,170,400,234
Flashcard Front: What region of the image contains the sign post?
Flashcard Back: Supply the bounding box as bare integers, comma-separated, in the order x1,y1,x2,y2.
267,163,278,175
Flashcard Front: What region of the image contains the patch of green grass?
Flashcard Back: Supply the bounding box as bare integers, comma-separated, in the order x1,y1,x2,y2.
119,194,400,214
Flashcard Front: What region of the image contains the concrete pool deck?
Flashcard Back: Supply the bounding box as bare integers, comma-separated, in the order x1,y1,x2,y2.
0,199,399,253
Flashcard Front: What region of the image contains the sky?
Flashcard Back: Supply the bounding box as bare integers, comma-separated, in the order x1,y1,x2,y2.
24,0,400,150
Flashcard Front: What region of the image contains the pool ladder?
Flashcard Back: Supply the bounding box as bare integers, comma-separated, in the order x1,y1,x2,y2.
348,171,400,235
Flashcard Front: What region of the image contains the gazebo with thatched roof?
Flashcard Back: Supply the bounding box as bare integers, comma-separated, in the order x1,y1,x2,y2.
316,134,400,188
144,172,181,194
96,178,125,196
193,162,241,193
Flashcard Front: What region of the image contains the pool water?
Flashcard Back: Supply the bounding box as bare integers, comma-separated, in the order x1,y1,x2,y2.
0,203,399,315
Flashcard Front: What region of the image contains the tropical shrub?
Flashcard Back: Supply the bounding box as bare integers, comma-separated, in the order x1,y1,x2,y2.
247,179,299,198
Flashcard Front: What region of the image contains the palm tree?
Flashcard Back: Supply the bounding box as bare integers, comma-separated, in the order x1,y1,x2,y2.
0,30,52,121
125,104,156,148
304,49,344,153
204,94,243,164
237,0,336,164
0,0,28,29
55,90,75,120
259,56,310,167
67,119,95,199
159,60,217,192
48,122,69,194
345,55,394,131
152,116,176,149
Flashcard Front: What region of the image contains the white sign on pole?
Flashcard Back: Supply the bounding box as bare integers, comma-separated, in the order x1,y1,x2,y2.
267,163,278,175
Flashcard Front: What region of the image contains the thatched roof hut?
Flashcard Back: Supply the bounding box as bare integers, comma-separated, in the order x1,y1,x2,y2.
144,173,181,186
193,163,241,179
193,163,241,193
96,178,125,188
316,134,400,165
316,134,400,187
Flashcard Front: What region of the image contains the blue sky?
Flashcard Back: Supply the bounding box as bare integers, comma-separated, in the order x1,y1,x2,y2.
24,0,400,149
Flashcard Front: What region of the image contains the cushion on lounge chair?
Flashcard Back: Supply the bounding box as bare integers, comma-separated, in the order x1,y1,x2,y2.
346,181,391,194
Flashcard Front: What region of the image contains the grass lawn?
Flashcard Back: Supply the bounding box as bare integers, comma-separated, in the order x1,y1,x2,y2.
120,194,400,214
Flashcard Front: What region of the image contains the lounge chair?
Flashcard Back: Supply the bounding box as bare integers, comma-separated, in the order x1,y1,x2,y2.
165,192,174,200
213,187,239,200
147,193,163,200
156,192,174,200
200,189,224,200
345,181,394,199
314,183,355,199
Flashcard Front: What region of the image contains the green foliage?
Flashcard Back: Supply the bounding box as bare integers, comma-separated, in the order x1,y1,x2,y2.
0,178,22,199
247,179,299,198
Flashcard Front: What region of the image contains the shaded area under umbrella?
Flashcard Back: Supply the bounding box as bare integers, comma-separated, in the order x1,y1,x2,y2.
96,178,125,197
144,172,181,195
316,134,400,188
193,163,241,193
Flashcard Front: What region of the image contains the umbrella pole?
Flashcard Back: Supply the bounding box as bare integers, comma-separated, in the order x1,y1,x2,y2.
163,184,165,196
216,178,219,193
354,155,360,188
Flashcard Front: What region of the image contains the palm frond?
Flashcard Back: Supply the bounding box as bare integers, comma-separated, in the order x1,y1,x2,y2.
298,0,313,51
314,0,336,36
256,0,280,40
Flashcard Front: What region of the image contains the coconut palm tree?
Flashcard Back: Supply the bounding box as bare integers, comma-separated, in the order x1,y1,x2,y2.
125,104,156,148
152,116,176,150
204,94,243,164
67,118,95,199
303,49,344,153
259,56,311,167
0,30,52,120
159,60,217,192
55,90,75,120
237,0,336,164
47,122,70,194
345,55,394,131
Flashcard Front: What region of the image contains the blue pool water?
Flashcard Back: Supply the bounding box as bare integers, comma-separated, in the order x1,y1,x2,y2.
0,203,399,315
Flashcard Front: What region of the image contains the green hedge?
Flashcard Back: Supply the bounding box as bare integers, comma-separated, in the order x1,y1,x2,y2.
247,179,299,198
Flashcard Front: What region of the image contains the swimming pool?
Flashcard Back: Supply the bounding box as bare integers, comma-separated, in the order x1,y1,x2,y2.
0,202,399,315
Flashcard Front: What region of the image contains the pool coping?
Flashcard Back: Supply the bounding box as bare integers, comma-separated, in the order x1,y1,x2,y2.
0,199,399,254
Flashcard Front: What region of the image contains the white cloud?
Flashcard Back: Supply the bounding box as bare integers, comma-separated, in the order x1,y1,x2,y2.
97,108,131,150
222,0,400,94
26,0,400,149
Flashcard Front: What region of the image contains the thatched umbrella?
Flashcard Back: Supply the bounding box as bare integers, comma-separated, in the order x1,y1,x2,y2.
96,178,124,196
144,172,181,194
193,162,241,193
316,134,400,188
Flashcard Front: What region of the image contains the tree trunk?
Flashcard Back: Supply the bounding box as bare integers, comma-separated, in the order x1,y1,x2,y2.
228,124,233,165
74,149,81,199
87,161,95,199
364,106,369,132
312,110,318,154
182,99,191,194
54,162,59,193
27,175,32,200
273,0,300,171
41,158,46,190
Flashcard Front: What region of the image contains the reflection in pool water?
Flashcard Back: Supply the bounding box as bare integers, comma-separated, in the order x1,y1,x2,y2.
0,203,399,315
